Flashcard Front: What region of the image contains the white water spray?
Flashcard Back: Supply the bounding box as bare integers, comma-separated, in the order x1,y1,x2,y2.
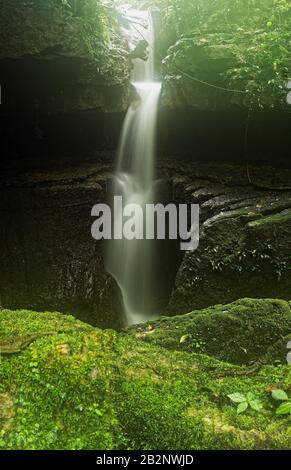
105,8,161,325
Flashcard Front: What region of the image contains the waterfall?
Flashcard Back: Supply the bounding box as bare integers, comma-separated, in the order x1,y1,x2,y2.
105,8,161,325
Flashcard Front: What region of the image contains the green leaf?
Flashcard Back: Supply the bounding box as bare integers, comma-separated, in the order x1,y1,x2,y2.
246,392,256,402
237,402,248,414
276,402,291,415
272,389,289,401
249,399,263,412
228,393,246,403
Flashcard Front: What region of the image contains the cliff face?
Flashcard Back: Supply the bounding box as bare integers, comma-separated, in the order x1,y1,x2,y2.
0,163,122,328
1,0,291,169
0,161,291,327
0,1,290,328
162,161,291,315
0,0,131,114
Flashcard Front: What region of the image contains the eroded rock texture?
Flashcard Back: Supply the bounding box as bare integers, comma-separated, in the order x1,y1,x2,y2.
0,163,122,327
0,161,290,326
161,161,291,314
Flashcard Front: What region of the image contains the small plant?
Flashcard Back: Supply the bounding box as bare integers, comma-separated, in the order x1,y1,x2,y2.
179,334,191,344
228,392,263,414
271,389,291,415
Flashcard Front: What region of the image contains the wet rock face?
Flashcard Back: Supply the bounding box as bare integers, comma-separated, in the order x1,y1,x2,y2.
162,161,291,314
0,160,290,328
0,0,131,114
0,163,123,328
0,162,180,328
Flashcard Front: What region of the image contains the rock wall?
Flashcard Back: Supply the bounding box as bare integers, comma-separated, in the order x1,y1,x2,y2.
162,161,291,314
0,0,131,115
0,163,122,328
0,160,290,327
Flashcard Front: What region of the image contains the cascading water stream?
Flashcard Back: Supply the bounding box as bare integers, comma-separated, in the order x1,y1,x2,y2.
105,8,161,325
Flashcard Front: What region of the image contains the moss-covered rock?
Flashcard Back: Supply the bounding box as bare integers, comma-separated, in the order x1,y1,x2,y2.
127,298,291,365
0,305,291,449
161,34,251,110
0,0,131,113
117,336,291,450
0,308,122,449
156,0,291,110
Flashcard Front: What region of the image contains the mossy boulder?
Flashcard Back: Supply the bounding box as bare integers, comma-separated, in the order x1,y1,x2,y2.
1,305,291,449
0,309,122,450
128,298,291,365
117,336,291,450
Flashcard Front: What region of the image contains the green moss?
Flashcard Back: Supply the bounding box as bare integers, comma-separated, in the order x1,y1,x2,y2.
0,309,93,341
128,299,291,365
0,306,291,450
158,0,291,110
117,336,291,450
248,210,291,227
0,311,122,449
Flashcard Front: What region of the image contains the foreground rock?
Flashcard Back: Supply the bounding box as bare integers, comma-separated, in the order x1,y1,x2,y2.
0,303,291,450
128,298,291,366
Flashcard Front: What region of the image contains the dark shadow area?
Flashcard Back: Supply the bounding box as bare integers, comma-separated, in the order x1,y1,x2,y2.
157,107,291,168
1,107,291,172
